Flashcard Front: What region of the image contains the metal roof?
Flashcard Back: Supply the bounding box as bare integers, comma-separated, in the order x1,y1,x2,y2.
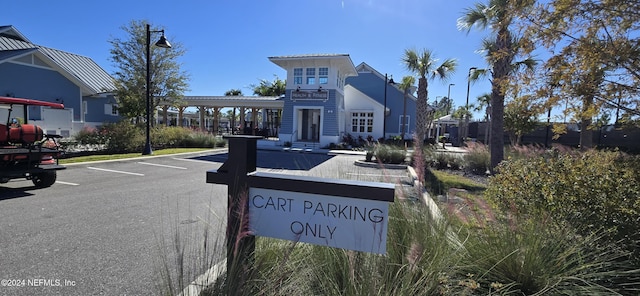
0,25,115,95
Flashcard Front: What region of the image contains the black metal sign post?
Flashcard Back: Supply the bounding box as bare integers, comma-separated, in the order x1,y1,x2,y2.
206,135,261,293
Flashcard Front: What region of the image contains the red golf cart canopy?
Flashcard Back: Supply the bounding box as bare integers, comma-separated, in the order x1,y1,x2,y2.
0,96,65,109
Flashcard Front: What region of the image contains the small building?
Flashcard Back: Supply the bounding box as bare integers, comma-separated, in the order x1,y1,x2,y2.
0,25,117,137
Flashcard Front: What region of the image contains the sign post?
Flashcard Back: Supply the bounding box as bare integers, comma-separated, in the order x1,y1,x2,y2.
206,135,261,290
206,135,395,287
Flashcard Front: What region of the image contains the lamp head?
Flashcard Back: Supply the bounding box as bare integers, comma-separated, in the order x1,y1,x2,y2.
155,34,171,48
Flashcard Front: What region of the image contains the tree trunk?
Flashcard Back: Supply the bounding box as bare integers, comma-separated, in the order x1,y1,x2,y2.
415,77,429,149
580,96,594,150
489,27,513,173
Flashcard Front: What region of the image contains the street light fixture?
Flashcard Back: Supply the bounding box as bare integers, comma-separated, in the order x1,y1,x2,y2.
143,24,171,155
464,67,477,141
383,74,395,141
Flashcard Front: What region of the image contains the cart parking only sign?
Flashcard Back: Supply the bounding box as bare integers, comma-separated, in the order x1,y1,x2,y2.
247,172,394,254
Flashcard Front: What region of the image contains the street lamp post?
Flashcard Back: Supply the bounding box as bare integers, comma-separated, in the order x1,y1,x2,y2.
383,74,395,141
143,24,171,155
447,83,455,114
464,67,477,142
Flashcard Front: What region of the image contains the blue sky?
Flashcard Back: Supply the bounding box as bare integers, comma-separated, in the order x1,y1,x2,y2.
5,0,491,118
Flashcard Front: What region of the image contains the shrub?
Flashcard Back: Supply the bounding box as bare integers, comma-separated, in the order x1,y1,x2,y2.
184,131,217,148
374,144,406,164
101,121,145,153
73,126,106,145
152,126,191,148
485,149,640,264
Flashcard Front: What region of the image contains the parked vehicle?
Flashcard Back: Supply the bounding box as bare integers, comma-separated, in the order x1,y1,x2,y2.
0,96,65,188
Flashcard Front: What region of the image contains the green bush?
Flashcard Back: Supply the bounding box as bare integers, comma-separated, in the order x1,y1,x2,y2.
73,126,106,145
485,149,640,263
101,121,145,153
374,144,406,164
152,126,192,148
184,131,217,148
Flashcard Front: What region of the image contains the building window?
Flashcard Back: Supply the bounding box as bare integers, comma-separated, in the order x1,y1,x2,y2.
105,104,119,116
399,115,410,133
306,68,316,84
319,67,328,84
293,68,303,85
351,112,374,133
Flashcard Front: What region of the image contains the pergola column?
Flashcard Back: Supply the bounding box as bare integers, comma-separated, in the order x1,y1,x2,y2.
198,106,207,132
178,106,187,127
212,107,220,135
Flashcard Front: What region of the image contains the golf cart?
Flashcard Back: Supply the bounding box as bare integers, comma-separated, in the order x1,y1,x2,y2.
0,96,66,188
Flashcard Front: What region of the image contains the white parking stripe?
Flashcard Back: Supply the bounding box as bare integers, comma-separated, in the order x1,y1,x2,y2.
172,157,213,164
137,162,187,170
55,181,79,186
87,167,144,176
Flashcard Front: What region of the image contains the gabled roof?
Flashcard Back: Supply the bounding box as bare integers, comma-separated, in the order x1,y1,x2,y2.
0,25,116,96
353,62,418,102
0,26,31,43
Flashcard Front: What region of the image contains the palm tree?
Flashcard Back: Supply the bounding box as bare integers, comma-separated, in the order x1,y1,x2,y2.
459,0,534,172
397,76,416,140
402,49,457,150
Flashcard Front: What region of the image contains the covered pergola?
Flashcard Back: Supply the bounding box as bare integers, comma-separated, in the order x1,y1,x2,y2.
159,96,284,136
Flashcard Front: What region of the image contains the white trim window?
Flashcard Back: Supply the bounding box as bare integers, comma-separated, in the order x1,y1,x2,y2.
399,115,410,133
105,103,118,116
293,68,303,85
319,67,328,84
351,111,374,133
306,68,316,85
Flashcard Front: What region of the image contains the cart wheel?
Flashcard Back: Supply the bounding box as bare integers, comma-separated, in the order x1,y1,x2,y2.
32,171,57,188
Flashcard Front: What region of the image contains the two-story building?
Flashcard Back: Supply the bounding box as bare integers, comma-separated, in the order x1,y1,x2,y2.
270,54,418,148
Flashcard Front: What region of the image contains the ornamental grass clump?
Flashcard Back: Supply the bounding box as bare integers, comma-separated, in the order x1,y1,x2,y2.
373,144,406,164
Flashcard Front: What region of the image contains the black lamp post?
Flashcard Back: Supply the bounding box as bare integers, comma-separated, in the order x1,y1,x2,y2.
383,74,395,140
143,24,171,155
447,83,455,114
464,67,477,141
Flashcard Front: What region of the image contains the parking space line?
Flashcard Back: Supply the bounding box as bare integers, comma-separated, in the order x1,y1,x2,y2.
87,167,144,176
55,181,79,186
172,157,215,164
137,162,187,170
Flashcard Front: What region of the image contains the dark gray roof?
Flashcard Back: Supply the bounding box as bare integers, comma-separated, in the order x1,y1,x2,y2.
0,25,115,95
0,48,37,63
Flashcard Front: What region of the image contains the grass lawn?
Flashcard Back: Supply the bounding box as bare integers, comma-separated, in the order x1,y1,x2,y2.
58,147,215,164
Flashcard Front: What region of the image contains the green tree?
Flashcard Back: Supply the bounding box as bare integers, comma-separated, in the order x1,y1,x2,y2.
524,1,640,148
251,76,286,96
397,76,416,140
459,0,535,172
402,48,457,150
109,20,189,124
